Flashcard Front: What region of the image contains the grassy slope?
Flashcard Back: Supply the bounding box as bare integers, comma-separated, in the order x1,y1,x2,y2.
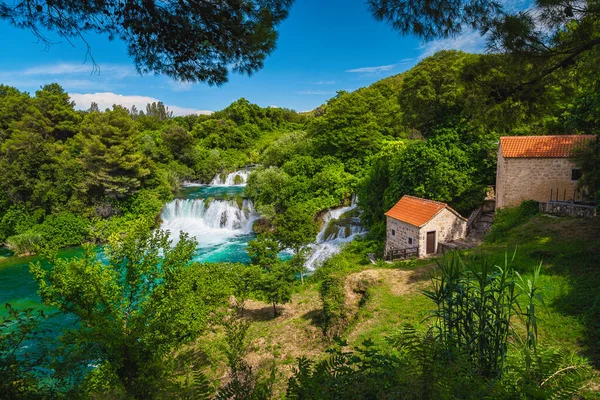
188,213,600,396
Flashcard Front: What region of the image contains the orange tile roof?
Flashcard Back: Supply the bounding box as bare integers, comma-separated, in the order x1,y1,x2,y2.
385,195,464,227
500,135,595,158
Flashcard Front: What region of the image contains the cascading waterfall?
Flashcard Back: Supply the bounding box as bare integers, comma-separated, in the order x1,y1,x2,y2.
305,195,367,271
161,198,256,246
160,168,258,263
210,170,251,186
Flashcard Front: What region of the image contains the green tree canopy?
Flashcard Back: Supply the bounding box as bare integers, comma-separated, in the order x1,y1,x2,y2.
0,0,293,84
30,226,230,397
369,0,600,87
76,107,151,200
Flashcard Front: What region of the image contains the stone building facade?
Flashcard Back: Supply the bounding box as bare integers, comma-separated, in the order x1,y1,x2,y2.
385,196,467,258
496,135,594,209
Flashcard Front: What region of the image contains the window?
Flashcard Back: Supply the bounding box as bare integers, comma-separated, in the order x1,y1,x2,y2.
391,229,396,236
571,169,582,181
408,237,413,245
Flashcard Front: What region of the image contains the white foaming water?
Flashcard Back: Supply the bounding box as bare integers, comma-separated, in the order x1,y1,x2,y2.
305,196,367,271
210,170,251,186
160,198,257,246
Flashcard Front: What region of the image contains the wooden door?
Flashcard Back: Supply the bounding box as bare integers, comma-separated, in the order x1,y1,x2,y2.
426,231,436,254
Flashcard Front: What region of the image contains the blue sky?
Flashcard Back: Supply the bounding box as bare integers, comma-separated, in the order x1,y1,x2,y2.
0,0,488,115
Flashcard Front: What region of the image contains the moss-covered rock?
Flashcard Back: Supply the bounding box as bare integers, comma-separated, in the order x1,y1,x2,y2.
234,195,244,209
253,218,274,234
233,174,245,185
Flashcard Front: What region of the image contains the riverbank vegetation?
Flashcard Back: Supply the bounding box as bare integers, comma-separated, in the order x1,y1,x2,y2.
3,205,600,398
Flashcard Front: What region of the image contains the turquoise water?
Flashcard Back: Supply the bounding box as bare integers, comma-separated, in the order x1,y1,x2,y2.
175,184,245,199
0,184,255,334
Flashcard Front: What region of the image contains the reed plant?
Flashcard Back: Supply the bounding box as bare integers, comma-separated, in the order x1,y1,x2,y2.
424,251,521,378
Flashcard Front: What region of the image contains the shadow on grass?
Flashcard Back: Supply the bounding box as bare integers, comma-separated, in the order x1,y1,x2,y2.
241,305,281,322
406,266,437,285
175,347,211,370
487,215,600,368
301,309,323,329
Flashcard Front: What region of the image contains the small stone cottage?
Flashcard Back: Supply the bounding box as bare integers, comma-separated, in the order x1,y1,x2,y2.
385,195,467,258
496,135,595,209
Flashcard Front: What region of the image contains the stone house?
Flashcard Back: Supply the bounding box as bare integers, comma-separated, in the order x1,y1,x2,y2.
385,195,467,258
496,135,595,209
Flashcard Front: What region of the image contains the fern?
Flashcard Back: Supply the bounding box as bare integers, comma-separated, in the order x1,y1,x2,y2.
191,370,212,400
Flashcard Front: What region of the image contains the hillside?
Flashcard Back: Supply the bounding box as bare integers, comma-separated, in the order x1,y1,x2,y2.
181,210,600,398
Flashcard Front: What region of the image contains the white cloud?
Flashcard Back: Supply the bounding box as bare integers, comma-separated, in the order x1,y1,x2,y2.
346,64,399,74
296,90,336,96
69,92,212,116
418,29,488,59
313,80,336,85
23,63,136,78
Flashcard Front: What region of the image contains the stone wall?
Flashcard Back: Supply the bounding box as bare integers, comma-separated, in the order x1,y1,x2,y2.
496,148,581,209
385,216,419,254
539,202,597,218
419,208,467,257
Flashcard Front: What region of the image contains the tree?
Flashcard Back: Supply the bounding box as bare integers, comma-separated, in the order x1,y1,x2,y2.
76,106,150,200
0,1,293,84
32,84,81,141
145,102,172,121
1,305,53,399
231,263,263,313
29,225,229,398
247,234,295,317
247,234,280,271
88,102,100,113
274,204,318,284
368,0,600,87
258,261,295,317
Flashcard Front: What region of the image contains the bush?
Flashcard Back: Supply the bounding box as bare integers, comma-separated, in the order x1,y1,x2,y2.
38,212,91,248
319,274,347,338
486,200,539,243
6,232,43,255
0,205,40,243
122,189,166,220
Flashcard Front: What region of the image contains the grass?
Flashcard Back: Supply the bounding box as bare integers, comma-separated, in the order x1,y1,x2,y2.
186,211,600,397
474,214,600,366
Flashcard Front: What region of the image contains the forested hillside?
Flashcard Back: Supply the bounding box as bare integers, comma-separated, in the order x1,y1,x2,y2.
2,49,598,256
0,86,306,254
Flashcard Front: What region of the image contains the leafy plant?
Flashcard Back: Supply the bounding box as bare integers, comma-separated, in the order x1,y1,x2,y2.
319,274,348,338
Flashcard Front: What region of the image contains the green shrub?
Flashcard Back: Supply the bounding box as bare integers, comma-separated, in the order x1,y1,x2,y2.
319,274,347,338
233,174,245,185
38,212,91,248
122,189,166,220
6,232,43,255
0,205,40,243
487,200,539,243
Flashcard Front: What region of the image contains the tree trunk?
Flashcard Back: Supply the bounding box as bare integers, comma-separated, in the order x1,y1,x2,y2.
272,302,277,318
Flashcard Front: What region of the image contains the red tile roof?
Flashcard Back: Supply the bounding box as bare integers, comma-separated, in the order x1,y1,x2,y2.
385,195,465,227
500,135,595,158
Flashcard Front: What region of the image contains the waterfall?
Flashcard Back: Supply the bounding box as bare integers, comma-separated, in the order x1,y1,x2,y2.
305,196,367,271
210,170,251,186
161,198,257,246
